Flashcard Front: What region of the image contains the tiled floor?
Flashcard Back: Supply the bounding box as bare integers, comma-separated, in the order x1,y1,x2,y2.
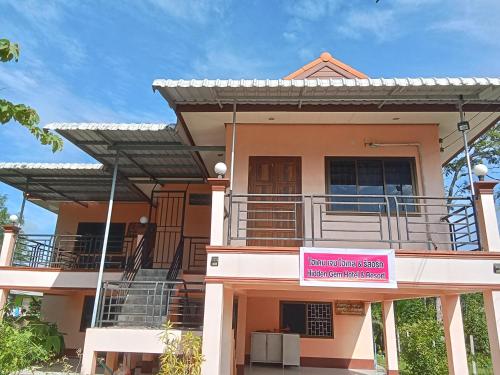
245,364,384,375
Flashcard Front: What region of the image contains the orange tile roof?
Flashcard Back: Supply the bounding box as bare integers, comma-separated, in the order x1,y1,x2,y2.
284,51,368,80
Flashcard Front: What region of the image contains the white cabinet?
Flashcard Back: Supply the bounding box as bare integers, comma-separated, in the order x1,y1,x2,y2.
250,332,300,367
282,334,301,366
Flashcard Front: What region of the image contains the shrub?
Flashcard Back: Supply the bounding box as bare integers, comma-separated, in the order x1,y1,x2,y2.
159,322,204,375
0,297,65,374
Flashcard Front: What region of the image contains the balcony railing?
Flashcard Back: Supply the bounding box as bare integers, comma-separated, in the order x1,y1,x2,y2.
96,280,205,329
227,194,479,251
12,234,135,269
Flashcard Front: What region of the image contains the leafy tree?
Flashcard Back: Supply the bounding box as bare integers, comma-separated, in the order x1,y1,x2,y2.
396,298,437,326
399,318,448,375
0,39,62,152
443,124,500,199
462,293,492,370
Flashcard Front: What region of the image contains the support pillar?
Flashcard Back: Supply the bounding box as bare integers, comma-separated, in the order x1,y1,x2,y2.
441,295,469,375
235,294,247,375
474,181,500,252
382,300,399,375
484,291,500,373
201,283,234,375
91,156,119,327
0,224,19,316
208,178,229,246
80,349,97,375
0,224,20,266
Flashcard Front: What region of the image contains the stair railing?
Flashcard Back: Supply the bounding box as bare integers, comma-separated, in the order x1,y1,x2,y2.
166,236,185,281
122,224,156,282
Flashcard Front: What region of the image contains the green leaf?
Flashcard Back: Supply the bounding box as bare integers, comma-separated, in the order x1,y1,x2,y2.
0,39,20,62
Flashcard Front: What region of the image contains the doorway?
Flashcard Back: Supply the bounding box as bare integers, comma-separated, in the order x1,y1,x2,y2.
247,156,302,247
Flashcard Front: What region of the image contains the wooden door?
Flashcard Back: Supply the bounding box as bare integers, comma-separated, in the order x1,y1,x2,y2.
247,156,302,246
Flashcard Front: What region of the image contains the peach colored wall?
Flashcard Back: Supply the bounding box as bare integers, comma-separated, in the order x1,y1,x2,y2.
244,295,374,361
55,202,149,236
55,183,211,238
41,292,92,349
226,123,443,196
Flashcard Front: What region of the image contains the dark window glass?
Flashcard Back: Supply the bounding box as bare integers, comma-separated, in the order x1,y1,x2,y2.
327,158,416,212
357,160,384,212
76,222,126,252
329,160,357,211
80,296,94,331
281,302,306,335
281,302,333,337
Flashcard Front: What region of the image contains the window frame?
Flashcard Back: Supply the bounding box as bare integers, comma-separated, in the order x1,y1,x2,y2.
324,156,419,214
279,301,334,339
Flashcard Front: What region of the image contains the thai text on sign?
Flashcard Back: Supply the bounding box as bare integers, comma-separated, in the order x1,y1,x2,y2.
299,248,396,288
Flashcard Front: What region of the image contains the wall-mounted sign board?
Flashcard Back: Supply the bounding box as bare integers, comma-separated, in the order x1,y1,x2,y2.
335,301,366,316
299,248,397,288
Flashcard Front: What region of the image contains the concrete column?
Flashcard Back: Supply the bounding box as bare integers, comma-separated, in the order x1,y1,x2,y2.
201,283,234,375
382,301,399,375
208,178,229,246
441,295,469,375
474,181,500,252
80,348,97,375
483,290,500,373
0,225,18,315
235,294,247,375
0,224,20,266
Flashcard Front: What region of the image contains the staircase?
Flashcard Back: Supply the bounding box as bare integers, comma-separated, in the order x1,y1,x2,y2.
116,268,170,327
97,227,205,329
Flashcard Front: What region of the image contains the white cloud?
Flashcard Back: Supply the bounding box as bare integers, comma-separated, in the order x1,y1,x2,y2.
338,8,396,42
145,0,229,24
429,0,500,46
285,0,341,21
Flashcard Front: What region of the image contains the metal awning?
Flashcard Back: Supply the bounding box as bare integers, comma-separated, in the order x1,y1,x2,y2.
0,163,147,212
152,77,500,108
44,123,222,182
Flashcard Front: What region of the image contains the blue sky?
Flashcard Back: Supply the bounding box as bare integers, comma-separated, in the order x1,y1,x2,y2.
0,0,499,233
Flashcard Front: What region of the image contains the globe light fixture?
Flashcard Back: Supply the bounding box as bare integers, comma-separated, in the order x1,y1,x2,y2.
214,162,227,178
139,216,148,224
472,163,488,181
9,214,19,224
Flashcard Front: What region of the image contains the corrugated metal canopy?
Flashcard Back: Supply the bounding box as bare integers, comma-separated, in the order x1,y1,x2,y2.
152,77,500,107
0,163,147,212
44,123,212,182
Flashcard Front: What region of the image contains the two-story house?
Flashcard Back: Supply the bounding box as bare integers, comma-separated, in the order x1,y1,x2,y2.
1,52,500,375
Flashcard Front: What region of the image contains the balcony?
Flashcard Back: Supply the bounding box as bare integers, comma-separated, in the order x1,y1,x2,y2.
12,234,135,270
227,194,479,251
10,233,209,271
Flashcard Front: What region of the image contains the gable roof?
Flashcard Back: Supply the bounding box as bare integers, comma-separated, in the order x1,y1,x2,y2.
284,52,368,80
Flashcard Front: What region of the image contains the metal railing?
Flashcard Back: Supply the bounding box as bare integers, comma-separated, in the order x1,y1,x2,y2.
96,280,205,329
12,234,134,269
185,237,210,272
122,224,156,282
227,194,480,250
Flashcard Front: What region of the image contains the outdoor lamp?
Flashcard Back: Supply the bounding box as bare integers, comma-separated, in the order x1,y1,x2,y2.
139,216,148,224
473,163,488,181
9,214,18,224
214,162,227,178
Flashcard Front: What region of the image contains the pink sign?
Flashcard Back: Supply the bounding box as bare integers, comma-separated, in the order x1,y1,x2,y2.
300,248,396,288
